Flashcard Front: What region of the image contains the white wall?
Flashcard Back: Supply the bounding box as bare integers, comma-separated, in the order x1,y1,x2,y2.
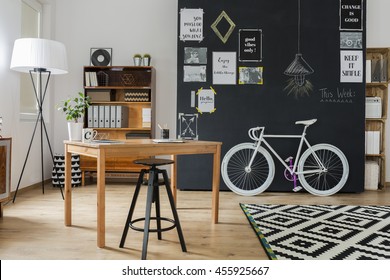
1,0,390,192
52,0,178,154
0,0,178,191
0,0,57,191
366,0,390,181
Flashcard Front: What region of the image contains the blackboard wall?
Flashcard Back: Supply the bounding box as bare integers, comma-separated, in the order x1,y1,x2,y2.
177,0,366,192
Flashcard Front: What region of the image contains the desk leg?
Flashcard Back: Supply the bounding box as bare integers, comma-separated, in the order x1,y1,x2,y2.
170,155,177,203
212,145,221,224
64,145,72,226
97,149,106,248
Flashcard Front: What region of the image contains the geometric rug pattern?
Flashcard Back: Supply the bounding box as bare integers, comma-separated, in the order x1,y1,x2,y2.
240,203,390,260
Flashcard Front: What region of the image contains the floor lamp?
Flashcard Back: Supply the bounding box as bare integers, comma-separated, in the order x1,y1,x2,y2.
10,38,68,202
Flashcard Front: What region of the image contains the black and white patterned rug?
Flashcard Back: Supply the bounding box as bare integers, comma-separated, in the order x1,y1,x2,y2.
240,203,390,260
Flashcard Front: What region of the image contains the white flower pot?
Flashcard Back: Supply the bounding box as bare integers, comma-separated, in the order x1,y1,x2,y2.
67,122,84,141
133,57,142,66
143,57,150,66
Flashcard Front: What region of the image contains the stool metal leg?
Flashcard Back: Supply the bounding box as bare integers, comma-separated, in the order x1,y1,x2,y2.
120,162,187,259
162,170,187,252
120,169,146,248
154,171,162,240
141,168,155,260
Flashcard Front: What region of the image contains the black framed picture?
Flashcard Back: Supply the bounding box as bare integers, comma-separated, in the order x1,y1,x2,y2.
239,29,263,62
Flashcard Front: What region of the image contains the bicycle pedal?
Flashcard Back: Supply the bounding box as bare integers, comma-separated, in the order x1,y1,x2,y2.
293,186,303,192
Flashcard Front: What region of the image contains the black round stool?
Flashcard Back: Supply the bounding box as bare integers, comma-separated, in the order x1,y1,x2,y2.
119,158,187,260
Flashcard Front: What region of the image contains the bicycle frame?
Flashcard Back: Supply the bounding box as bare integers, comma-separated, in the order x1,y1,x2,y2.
247,125,326,176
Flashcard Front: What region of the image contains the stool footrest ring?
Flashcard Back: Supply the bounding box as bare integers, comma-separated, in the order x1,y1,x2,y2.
129,217,177,232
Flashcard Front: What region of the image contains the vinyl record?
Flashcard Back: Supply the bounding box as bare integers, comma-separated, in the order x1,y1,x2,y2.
91,49,111,66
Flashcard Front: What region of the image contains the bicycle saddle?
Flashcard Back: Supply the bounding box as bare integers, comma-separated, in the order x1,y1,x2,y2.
295,119,317,126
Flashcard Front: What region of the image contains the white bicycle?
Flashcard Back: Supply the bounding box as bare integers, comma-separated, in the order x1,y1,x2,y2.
221,119,349,196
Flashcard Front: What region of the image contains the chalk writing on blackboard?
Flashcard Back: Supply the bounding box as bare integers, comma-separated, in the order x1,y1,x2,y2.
239,29,263,62
319,87,356,103
211,11,236,44
284,0,314,98
339,0,363,31
180,8,204,42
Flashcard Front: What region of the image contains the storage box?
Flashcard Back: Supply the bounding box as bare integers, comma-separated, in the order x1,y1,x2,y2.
124,91,150,102
365,97,382,118
365,130,381,154
364,161,379,190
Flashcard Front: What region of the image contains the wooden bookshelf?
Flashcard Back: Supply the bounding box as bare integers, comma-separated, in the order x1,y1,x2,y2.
80,66,156,184
365,48,390,189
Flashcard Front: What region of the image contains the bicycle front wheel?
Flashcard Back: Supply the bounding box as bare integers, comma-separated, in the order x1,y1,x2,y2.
221,143,275,196
297,144,349,196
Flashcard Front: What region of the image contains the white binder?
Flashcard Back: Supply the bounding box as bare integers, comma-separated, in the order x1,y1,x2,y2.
93,105,99,128
99,106,105,128
110,105,116,128
87,106,93,128
104,105,111,128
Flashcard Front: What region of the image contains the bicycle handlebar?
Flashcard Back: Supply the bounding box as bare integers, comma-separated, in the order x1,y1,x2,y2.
248,127,264,141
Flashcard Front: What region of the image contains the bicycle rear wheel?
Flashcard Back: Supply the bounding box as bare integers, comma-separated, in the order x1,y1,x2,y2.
221,143,275,196
297,144,349,196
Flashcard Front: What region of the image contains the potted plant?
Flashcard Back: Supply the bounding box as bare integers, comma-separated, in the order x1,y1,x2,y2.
133,54,142,66
57,92,91,141
143,54,151,66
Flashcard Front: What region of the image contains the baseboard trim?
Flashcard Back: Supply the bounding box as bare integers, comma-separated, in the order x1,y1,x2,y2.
9,179,52,197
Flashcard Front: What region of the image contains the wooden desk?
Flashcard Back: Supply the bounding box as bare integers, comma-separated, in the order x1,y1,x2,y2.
64,139,222,248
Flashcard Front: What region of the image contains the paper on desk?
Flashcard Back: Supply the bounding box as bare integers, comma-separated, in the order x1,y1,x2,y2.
152,139,184,143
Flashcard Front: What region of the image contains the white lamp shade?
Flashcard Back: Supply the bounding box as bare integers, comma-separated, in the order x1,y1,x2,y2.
10,38,68,75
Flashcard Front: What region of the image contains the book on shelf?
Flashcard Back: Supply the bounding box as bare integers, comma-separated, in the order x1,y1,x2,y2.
85,72,91,86
85,72,98,86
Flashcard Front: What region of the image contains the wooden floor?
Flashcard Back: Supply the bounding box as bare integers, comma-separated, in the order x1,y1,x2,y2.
0,182,389,260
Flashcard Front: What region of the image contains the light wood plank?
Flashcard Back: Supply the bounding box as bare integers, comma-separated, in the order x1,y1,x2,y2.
1,183,389,260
